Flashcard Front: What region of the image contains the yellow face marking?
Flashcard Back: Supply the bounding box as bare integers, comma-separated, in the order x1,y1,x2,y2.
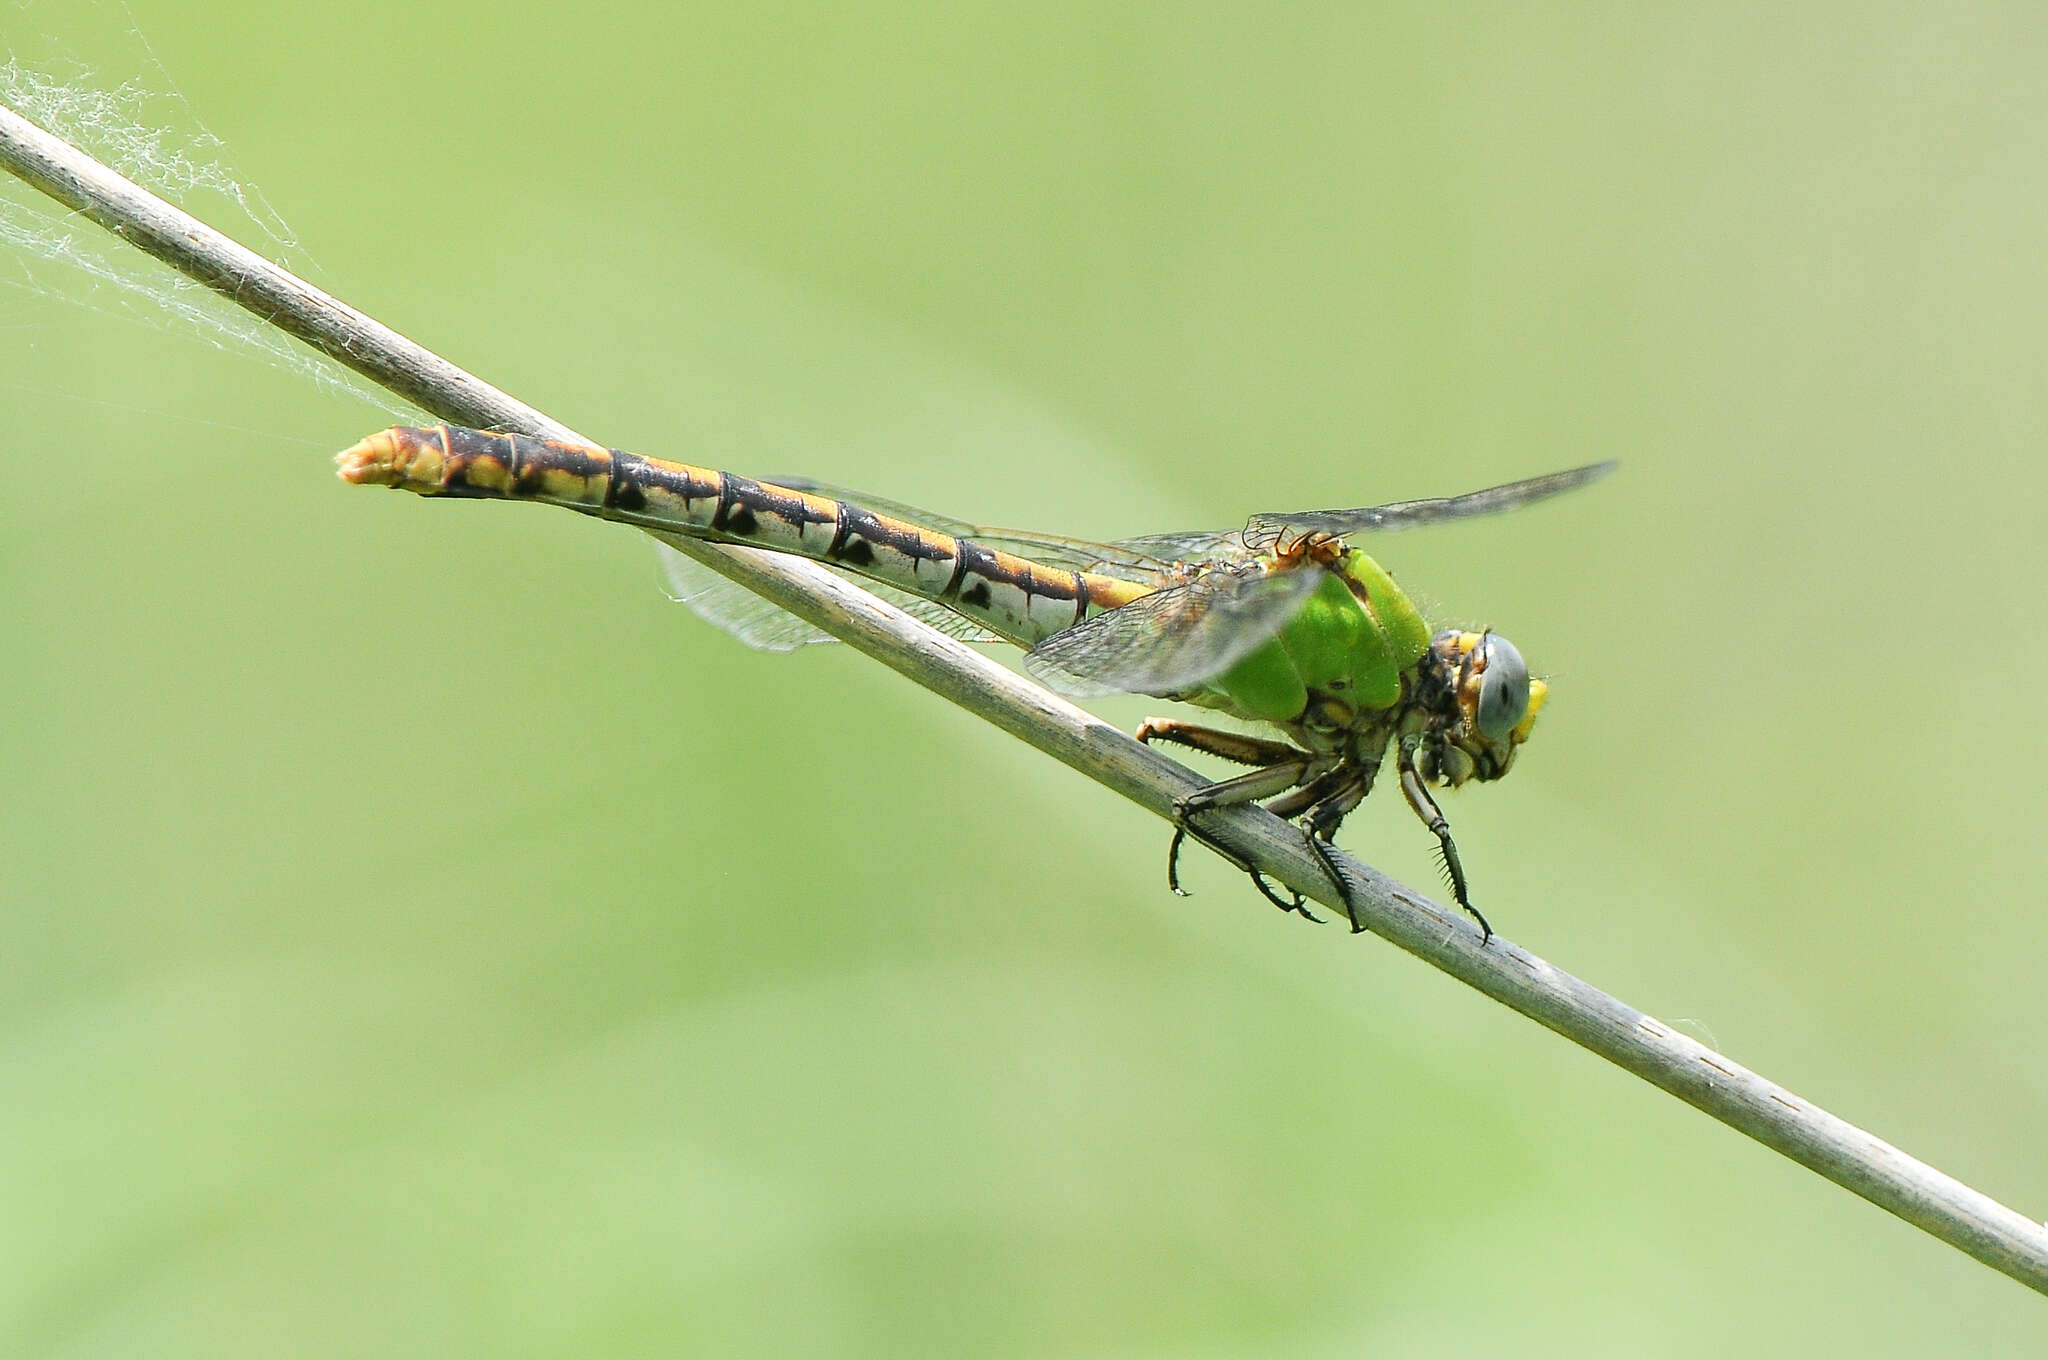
1435,629,1544,774
1513,681,1548,743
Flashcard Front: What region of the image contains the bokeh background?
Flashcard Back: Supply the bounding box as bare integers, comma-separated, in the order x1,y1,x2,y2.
4,2,2045,1353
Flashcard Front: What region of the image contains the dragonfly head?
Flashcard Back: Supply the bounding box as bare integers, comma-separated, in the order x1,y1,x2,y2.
1416,630,1547,786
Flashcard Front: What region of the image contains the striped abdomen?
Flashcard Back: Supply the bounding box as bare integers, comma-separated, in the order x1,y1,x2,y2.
336,426,1149,647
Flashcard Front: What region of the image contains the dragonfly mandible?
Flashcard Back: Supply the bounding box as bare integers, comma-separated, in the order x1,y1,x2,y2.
338,426,1613,940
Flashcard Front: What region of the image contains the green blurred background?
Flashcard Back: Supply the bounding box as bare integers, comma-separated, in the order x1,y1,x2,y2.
5,2,2045,1353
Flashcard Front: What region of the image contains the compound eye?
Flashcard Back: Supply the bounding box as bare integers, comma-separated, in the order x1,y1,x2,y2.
1474,633,1531,741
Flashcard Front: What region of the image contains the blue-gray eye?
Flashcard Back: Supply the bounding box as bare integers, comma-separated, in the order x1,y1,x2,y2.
1475,633,1530,741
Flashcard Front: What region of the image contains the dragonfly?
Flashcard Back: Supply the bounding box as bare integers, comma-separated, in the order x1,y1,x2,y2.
338,426,1613,940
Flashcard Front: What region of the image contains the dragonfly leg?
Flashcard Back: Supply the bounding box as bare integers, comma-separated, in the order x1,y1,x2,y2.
1166,825,1306,915
1159,757,1319,920
1299,776,1372,933
1136,718,1307,768
1396,743,1492,942
1258,765,1354,822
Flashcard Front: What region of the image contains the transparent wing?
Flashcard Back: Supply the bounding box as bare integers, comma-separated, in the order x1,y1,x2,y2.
653,463,1612,658
768,476,1176,586
655,541,1000,652
759,476,985,538
658,542,833,651
1244,460,1617,547
1021,565,1325,697
1104,528,1257,566
974,531,1178,585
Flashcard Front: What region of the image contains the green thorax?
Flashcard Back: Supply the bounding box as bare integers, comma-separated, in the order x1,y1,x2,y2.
1186,548,1432,726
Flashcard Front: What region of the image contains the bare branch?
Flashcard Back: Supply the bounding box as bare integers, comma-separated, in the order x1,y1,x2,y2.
4,99,2043,1294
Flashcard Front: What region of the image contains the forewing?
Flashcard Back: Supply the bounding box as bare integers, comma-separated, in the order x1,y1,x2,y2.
655,541,999,652
1021,565,1324,698
972,531,1175,585
768,476,1174,585
762,476,984,539
1104,528,1255,566
1245,460,1617,546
